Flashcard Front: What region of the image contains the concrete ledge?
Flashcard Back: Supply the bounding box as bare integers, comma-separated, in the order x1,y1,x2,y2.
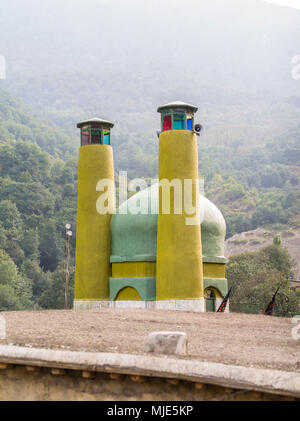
0,345,299,398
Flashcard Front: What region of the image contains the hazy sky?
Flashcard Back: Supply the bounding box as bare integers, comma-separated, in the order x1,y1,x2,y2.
95,0,300,11
263,0,300,9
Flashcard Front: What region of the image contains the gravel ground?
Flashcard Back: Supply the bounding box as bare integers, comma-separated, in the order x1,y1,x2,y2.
0,309,299,372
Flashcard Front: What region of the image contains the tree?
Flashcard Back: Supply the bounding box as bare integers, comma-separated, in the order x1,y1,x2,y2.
258,244,295,279
0,141,50,183
227,244,299,317
273,233,281,246
0,182,55,216
40,262,74,309
0,200,23,241
20,229,40,260
0,249,33,310
21,258,47,300
0,285,20,311
38,219,61,271
0,223,6,249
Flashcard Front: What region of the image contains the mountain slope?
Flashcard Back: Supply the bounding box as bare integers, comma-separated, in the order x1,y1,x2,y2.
0,89,76,158
225,227,300,281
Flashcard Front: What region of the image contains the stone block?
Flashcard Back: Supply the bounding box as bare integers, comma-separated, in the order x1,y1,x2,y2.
145,331,187,355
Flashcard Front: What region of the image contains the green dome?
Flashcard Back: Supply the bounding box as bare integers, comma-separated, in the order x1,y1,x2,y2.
110,183,226,264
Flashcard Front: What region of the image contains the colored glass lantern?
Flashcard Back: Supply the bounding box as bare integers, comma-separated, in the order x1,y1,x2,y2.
163,115,172,131
77,118,114,146
187,117,193,130
173,113,185,130
157,101,198,132
103,131,110,145
81,131,89,145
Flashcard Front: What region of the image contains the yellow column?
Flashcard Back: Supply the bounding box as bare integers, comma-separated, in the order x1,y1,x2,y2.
74,145,114,300
156,130,204,300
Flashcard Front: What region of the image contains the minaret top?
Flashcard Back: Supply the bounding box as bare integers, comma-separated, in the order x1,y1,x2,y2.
157,101,198,114
77,117,114,146
157,101,198,132
77,117,114,129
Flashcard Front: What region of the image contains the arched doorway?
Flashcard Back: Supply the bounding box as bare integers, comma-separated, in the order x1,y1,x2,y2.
115,286,141,301
205,288,216,312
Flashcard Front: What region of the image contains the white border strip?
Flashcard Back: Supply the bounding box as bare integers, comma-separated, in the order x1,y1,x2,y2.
73,299,205,312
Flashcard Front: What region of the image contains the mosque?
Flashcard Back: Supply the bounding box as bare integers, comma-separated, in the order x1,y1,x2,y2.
73,102,228,312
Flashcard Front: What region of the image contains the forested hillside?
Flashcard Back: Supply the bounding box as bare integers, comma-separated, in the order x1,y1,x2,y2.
202,127,300,237
0,90,77,310
227,241,300,317
0,90,76,158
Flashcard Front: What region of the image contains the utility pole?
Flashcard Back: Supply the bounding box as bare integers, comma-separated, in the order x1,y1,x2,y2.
65,224,72,309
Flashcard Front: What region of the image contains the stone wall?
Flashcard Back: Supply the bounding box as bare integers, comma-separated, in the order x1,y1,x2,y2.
0,365,292,401
0,345,299,401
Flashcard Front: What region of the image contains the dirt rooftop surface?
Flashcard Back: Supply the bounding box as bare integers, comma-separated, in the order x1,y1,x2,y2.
0,309,299,373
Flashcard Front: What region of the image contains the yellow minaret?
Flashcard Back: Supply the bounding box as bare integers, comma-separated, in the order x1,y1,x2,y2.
74,118,115,309
156,102,204,311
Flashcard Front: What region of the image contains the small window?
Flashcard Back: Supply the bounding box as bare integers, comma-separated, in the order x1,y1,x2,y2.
163,115,172,131
205,289,215,299
173,114,185,130
81,131,89,145
91,129,101,144
187,118,192,130
103,131,110,145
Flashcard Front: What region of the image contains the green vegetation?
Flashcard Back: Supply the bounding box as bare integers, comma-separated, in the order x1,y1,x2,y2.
201,129,300,239
0,90,76,158
227,244,299,317
0,113,77,309
0,249,32,311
